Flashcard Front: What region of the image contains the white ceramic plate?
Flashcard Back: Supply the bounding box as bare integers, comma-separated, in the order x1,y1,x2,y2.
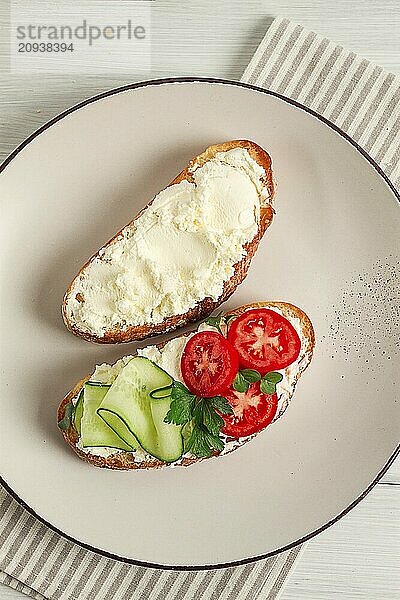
0,79,399,569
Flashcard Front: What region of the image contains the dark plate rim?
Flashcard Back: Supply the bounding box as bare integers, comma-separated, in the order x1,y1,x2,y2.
1,76,399,571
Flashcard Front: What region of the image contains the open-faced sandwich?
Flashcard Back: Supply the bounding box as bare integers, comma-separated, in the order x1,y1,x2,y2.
62,140,274,343
58,302,315,470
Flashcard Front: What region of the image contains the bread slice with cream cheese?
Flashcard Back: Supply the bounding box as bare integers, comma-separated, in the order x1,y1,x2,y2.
62,141,274,343
57,301,315,470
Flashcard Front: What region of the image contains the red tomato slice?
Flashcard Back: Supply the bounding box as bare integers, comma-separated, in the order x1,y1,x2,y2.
181,331,239,398
228,308,301,374
221,382,278,438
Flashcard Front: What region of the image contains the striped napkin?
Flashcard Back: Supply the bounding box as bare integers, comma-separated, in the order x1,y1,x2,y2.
243,17,399,190
1,16,399,600
0,484,300,600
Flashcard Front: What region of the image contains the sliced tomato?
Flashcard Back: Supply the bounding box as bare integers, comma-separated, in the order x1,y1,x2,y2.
228,308,301,374
221,382,278,438
181,331,239,398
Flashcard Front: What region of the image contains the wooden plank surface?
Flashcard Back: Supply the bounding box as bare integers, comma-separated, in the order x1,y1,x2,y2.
281,484,400,600
0,1,399,598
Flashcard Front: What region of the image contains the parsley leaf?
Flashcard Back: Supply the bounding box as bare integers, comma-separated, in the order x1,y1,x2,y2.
233,369,263,392
240,369,261,383
190,398,226,456
57,402,74,430
185,425,224,458
209,396,234,415
260,371,283,394
182,421,194,452
224,314,236,325
164,382,195,425
204,311,224,334
204,312,237,334
195,399,224,436
163,381,235,459
233,371,250,393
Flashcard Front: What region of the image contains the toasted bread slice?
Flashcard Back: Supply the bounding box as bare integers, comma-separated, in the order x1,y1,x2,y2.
62,140,274,343
58,302,315,470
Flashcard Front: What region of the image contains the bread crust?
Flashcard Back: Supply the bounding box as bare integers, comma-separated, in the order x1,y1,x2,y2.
58,301,315,470
62,140,274,344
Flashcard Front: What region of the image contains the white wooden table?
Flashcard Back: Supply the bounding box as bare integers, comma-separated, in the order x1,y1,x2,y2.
1,1,399,598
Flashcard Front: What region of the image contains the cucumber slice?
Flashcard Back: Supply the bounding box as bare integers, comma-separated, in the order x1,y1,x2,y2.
150,385,173,399
73,389,84,435
80,383,133,451
97,357,183,463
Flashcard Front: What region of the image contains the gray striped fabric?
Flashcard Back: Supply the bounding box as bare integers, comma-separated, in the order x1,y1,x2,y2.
242,17,400,191
0,484,298,600
1,16,399,600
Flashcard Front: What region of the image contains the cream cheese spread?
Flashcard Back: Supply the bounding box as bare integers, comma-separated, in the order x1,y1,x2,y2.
66,148,268,337
75,439,125,458
137,337,187,381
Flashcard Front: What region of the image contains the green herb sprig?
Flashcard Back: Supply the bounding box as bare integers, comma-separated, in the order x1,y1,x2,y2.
233,369,283,394
260,371,284,394
204,312,236,335
164,382,233,458
57,402,74,430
